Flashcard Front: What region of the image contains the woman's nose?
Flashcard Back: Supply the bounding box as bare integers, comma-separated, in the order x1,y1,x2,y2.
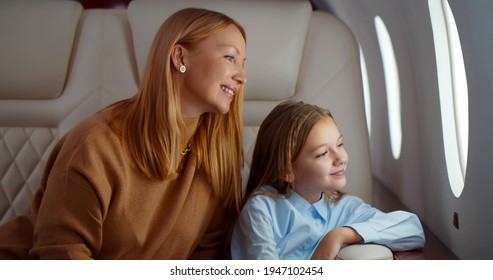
234,66,247,85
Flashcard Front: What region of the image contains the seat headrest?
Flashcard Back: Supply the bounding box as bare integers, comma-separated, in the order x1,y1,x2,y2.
127,0,312,101
0,0,82,100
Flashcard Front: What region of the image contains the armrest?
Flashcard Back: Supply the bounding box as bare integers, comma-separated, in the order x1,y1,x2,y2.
336,244,394,260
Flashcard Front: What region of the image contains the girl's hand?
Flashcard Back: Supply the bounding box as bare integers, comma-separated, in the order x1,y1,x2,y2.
310,227,362,260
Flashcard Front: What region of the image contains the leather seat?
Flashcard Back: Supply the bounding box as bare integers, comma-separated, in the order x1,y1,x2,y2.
0,0,371,223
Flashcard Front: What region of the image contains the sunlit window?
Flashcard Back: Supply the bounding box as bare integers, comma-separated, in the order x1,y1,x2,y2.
359,46,371,136
374,16,402,159
428,0,469,198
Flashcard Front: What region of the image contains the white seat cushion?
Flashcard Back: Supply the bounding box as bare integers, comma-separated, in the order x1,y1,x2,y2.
337,244,394,260
0,0,82,100
0,0,373,223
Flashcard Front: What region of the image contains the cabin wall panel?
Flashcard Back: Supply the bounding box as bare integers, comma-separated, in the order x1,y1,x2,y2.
447,0,493,259
317,0,493,259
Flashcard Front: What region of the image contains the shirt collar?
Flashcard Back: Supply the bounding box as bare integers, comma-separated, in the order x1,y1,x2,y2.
289,191,328,222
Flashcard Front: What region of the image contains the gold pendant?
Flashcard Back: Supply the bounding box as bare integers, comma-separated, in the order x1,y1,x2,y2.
180,143,191,156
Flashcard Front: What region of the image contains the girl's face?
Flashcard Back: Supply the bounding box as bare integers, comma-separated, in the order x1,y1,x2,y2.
179,24,246,118
290,117,348,203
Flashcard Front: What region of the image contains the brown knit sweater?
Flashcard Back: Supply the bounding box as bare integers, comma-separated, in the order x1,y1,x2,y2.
0,108,233,259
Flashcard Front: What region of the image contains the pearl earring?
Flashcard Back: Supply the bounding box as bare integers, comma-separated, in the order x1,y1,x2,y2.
179,65,186,73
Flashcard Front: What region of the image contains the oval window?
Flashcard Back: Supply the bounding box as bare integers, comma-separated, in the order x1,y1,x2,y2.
428,0,469,197
375,16,402,160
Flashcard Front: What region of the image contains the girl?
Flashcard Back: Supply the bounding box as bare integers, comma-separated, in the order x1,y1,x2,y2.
0,8,246,259
231,100,424,260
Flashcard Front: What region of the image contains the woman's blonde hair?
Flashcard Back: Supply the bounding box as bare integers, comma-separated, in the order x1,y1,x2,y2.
244,100,344,204
113,8,245,212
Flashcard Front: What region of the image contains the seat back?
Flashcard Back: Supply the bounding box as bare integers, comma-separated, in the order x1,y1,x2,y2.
0,0,372,224
0,0,138,223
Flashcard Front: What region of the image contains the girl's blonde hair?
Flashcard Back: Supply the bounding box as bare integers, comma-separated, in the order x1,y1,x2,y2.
244,100,344,205
113,8,245,212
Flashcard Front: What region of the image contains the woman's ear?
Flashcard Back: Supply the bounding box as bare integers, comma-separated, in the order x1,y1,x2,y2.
171,44,187,71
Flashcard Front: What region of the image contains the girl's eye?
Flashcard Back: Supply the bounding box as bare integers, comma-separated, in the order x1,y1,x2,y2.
338,142,345,148
316,151,328,158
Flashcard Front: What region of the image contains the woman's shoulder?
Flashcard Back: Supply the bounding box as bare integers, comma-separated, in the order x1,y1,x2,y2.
63,108,120,149
52,107,127,171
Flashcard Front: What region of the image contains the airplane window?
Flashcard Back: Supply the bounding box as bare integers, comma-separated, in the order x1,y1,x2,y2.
359,46,372,136
428,0,469,197
374,16,402,159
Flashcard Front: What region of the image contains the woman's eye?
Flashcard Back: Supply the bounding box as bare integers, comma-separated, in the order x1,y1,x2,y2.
338,142,345,148
224,55,234,62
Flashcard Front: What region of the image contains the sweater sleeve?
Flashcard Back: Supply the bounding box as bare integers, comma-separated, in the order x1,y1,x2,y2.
189,203,234,260
30,121,115,259
341,196,426,251
30,155,108,259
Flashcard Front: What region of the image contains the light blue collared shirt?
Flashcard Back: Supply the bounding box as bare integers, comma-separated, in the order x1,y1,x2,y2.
231,185,425,260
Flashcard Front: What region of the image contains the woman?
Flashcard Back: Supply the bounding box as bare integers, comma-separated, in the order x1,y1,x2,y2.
0,8,247,259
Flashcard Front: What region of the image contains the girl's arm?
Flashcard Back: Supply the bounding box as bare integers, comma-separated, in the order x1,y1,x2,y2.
310,227,361,260
230,198,279,260
339,195,425,251
348,209,425,251
311,195,425,259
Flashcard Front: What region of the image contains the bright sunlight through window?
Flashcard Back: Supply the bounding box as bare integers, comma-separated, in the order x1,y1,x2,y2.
374,16,401,159
428,0,469,198
360,46,371,136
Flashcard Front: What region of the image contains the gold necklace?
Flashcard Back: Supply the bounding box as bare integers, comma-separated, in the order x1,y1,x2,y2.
180,143,191,156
